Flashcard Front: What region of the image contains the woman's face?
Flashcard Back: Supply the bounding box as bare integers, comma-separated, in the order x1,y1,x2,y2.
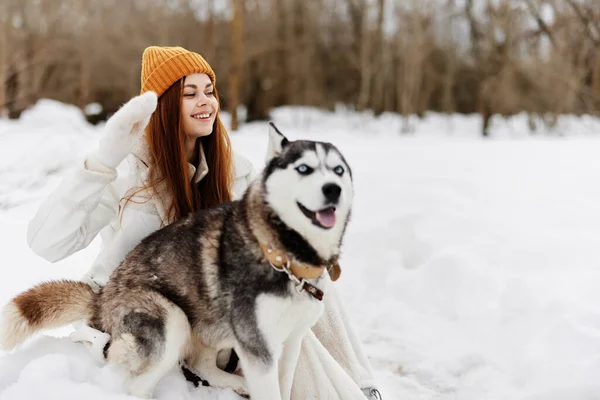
181,73,219,140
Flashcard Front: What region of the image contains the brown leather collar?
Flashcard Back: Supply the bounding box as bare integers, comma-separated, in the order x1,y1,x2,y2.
259,243,342,301
260,243,341,281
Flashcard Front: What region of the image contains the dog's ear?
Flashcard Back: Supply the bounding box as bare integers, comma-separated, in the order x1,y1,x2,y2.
266,122,289,163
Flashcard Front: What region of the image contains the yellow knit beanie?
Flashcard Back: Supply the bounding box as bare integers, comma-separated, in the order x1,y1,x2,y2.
140,46,216,97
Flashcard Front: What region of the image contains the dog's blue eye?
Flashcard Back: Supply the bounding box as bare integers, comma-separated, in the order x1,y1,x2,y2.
296,165,313,175
334,166,344,176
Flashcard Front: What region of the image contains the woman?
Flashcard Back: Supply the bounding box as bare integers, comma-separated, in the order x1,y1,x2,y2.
26,46,381,399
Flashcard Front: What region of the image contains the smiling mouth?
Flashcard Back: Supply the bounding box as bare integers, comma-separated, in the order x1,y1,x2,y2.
297,202,336,229
191,112,212,120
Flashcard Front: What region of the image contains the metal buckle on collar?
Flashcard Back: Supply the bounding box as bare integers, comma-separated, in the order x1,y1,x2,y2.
269,258,306,293
362,388,383,400
265,247,324,301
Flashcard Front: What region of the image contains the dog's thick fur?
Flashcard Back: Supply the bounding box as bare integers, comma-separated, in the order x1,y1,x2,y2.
0,124,354,399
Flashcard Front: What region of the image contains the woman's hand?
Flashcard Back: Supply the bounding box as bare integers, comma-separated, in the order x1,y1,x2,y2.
94,91,158,169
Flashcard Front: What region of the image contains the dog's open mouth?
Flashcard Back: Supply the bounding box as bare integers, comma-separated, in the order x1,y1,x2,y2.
297,202,336,229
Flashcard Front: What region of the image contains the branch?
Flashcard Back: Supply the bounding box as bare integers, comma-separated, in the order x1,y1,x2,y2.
523,0,557,48
565,0,600,47
465,0,483,60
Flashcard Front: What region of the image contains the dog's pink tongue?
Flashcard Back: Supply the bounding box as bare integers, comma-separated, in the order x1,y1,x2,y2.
316,208,336,228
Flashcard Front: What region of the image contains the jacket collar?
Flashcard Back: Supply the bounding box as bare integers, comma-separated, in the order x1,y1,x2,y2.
130,136,254,227
132,136,208,184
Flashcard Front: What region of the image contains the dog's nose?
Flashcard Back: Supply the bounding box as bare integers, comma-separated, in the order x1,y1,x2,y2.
322,183,341,203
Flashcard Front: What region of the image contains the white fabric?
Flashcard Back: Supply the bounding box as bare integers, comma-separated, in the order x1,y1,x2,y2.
94,91,157,169
26,138,376,399
292,275,376,399
27,140,255,289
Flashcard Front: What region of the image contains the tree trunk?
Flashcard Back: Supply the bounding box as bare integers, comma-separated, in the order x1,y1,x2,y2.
23,7,36,107
78,8,91,112
300,0,313,106
371,0,386,115
480,95,491,138
465,0,487,136
592,52,600,112
78,49,91,110
275,0,289,106
0,0,8,117
229,0,244,131
288,0,308,105
6,65,18,118
245,58,270,122
204,0,216,63
356,0,371,111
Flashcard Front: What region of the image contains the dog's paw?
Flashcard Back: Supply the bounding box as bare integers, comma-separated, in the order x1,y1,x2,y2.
226,375,249,398
216,375,249,398
233,386,250,399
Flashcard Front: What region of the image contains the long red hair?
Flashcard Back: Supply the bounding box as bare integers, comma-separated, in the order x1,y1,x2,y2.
125,78,233,224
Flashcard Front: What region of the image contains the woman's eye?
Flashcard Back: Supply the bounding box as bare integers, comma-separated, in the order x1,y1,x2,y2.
184,93,195,97
206,91,215,96
334,166,344,176
296,165,313,175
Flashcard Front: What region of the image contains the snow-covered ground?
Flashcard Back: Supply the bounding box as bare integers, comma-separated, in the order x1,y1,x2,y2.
1,99,600,399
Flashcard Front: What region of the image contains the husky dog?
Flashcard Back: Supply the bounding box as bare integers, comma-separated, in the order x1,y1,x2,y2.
0,123,353,400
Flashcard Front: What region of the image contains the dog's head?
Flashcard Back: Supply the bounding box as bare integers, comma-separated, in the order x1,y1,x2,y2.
261,122,354,260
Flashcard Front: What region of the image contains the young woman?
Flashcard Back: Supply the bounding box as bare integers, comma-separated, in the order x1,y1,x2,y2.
26,46,382,399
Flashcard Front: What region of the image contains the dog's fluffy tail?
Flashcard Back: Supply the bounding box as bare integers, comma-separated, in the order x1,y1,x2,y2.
0,280,96,350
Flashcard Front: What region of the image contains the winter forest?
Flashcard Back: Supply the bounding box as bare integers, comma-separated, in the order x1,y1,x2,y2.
2,1,600,400
1,0,599,134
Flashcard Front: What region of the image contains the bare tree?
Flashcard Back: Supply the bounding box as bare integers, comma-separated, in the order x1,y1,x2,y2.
0,0,10,116
371,0,386,114
204,0,217,63
356,0,386,112
229,0,244,131
275,0,290,105
1,0,598,127
356,0,372,111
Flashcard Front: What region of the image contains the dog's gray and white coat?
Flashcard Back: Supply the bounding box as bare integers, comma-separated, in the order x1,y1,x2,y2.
0,123,354,400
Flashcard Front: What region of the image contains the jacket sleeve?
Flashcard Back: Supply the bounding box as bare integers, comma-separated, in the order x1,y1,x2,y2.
84,202,162,289
26,154,121,263
232,151,259,200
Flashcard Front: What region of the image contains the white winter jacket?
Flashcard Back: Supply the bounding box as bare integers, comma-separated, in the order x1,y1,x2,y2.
26,139,377,399
27,140,256,289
